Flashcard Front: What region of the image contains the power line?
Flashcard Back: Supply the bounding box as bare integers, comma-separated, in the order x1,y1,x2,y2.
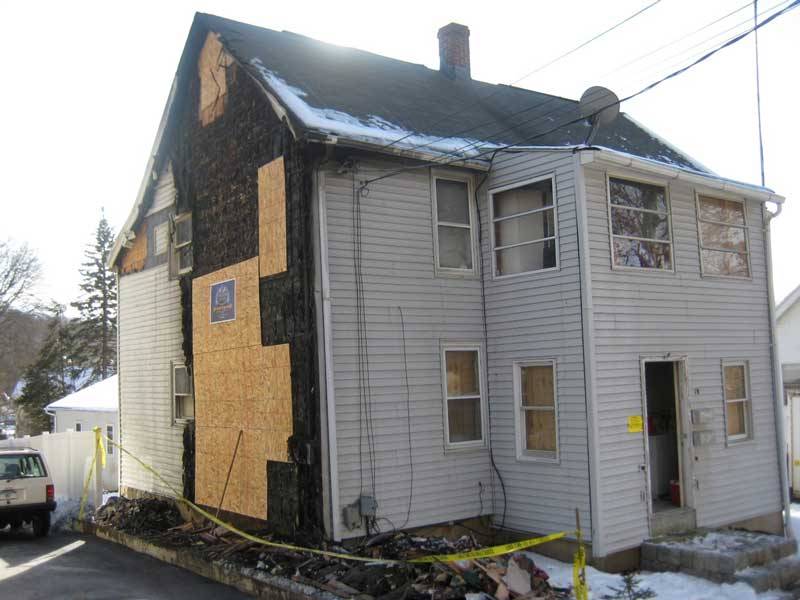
598,0,754,81
509,0,662,85
360,0,799,187
754,0,767,186
619,0,791,86
398,1,783,165
374,0,663,154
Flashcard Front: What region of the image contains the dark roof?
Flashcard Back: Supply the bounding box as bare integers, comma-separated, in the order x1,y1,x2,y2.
196,13,710,173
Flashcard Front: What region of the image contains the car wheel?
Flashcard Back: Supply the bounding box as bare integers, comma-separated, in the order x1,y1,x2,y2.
32,512,50,537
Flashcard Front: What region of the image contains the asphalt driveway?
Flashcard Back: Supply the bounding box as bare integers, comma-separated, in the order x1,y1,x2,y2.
0,527,251,599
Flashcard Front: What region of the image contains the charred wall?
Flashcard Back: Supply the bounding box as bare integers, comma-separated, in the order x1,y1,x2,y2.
170,41,323,536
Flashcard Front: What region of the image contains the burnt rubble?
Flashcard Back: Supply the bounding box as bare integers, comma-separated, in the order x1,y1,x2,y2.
92,497,570,599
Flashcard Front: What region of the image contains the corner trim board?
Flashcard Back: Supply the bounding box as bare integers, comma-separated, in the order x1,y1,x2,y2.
574,153,604,555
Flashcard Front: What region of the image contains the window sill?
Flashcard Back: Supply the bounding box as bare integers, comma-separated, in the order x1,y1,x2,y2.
610,264,676,274
699,272,752,282
434,266,480,280
172,418,194,427
444,441,487,454
516,452,559,465
725,436,753,447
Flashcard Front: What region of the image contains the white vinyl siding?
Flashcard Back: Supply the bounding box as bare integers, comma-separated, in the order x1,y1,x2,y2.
484,151,591,539
118,262,184,497
323,163,491,539
584,162,780,554
153,222,169,256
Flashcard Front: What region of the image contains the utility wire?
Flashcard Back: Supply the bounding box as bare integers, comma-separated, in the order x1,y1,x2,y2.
509,0,662,85
622,0,791,85
397,306,415,529
598,0,755,80
374,0,663,154
368,0,784,165
754,0,767,186
360,0,799,187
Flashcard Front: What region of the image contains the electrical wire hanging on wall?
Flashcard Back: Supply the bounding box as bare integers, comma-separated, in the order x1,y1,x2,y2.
351,166,377,519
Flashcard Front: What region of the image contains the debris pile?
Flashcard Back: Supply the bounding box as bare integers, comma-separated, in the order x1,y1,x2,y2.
94,496,182,535
93,498,569,599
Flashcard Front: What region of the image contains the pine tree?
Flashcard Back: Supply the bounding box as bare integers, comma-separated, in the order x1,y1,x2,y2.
71,213,117,384
16,305,78,435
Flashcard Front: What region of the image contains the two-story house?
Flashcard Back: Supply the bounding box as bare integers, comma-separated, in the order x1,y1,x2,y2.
108,13,789,567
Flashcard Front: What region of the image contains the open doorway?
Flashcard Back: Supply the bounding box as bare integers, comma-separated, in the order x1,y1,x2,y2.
644,361,682,513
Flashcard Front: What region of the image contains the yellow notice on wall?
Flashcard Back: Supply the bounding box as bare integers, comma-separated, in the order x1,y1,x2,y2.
627,415,644,433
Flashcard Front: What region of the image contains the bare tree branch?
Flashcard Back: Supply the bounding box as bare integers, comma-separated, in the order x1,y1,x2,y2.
0,240,41,323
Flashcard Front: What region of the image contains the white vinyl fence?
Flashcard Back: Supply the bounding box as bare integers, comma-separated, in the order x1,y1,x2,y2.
0,430,118,500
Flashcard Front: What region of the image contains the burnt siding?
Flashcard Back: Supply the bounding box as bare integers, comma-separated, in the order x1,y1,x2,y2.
173,58,323,535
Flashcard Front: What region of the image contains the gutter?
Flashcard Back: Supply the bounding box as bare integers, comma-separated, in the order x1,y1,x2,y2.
577,147,785,205
764,203,793,538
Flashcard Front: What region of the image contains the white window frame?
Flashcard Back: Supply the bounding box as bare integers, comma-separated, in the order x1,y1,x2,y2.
606,173,675,273
172,362,195,423
153,222,169,257
431,170,479,278
489,174,559,279
440,342,487,450
722,360,752,444
170,212,193,276
513,359,559,463
695,192,752,280
106,424,114,455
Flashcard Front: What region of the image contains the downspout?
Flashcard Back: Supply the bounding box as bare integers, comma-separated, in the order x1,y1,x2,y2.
573,152,605,556
764,202,792,538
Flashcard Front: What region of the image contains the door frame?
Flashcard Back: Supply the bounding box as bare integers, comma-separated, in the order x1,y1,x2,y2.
639,355,693,527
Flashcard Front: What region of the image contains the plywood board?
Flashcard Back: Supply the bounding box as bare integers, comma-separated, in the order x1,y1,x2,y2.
198,32,233,126
258,157,287,277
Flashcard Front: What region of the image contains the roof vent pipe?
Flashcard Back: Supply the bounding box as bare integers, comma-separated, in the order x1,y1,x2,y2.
438,23,471,80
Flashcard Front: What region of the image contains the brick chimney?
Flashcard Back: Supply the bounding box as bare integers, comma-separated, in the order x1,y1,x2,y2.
438,23,470,80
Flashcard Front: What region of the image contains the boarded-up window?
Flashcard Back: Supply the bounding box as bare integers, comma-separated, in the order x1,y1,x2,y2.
174,364,194,420
516,362,558,459
723,362,750,442
443,348,484,445
492,178,557,276
697,195,750,277
434,177,475,272
609,177,672,270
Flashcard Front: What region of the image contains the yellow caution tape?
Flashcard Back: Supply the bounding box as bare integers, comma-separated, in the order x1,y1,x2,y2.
408,531,567,563
78,450,98,522
93,426,107,469
91,434,573,566
573,543,588,600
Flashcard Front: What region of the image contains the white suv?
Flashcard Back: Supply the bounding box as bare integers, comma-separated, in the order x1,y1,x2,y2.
0,448,56,536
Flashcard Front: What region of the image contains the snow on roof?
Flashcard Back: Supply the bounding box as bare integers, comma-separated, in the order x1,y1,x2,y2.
45,375,118,413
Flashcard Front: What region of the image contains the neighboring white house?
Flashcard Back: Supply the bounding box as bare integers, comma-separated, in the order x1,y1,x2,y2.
45,375,119,491
777,285,800,496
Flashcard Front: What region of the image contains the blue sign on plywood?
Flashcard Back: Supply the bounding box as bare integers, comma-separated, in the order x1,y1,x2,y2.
210,279,236,324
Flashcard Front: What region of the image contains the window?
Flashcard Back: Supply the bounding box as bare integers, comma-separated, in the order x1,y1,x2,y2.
514,361,558,460
170,213,192,276
153,222,169,256
697,195,750,278
173,364,195,421
442,346,485,447
491,177,557,276
723,362,751,442
433,176,476,274
0,454,46,479
106,425,114,455
74,422,82,432
608,177,673,270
